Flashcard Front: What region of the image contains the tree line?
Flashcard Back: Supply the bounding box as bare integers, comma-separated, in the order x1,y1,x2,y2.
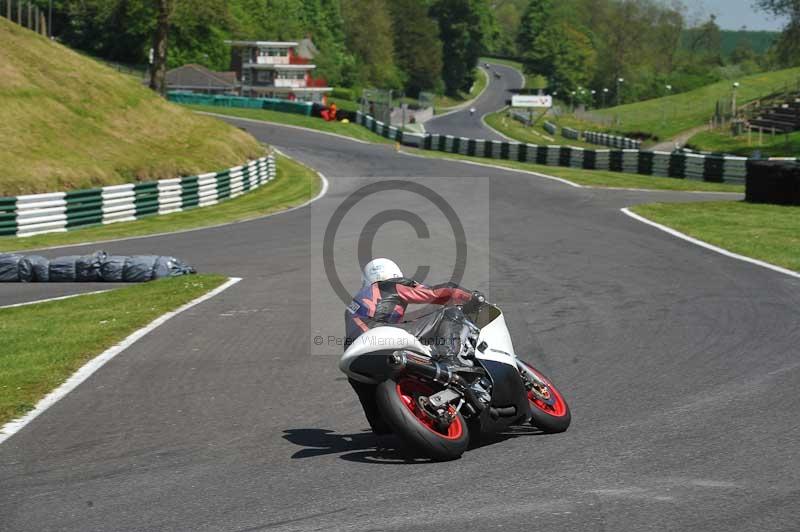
496,0,799,106
36,0,502,98
27,0,800,105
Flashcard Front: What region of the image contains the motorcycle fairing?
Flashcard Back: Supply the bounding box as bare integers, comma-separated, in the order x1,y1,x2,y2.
340,326,431,384
478,359,530,430
475,306,517,367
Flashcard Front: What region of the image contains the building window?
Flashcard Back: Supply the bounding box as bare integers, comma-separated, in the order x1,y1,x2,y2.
258,47,287,57
257,70,273,83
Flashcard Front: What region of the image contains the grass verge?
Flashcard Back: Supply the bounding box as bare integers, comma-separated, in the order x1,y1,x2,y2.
187,104,392,144
687,129,800,158
0,154,321,252
485,109,603,149
435,68,489,111
0,275,228,426
631,202,800,272
591,66,800,141
404,148,744,192
0,19,262,196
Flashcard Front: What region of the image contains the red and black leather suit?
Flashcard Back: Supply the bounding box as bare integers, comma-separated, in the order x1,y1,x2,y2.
345,278,473,345
344,278,476,434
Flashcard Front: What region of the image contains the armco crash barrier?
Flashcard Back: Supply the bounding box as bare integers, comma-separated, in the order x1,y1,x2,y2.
168,92,313,116
0,251,195,283
352,112,750,184
0,156,276,238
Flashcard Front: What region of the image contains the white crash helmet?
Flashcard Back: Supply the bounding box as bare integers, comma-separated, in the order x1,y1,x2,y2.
362,258,403,286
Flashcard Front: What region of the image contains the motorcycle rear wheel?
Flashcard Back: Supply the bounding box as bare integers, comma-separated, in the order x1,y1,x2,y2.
376,377,469,461
517,359,571,433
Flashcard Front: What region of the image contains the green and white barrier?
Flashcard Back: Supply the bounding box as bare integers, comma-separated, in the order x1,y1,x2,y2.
583,131,642,149
347,112,758,185
169,92,313,116
421,133,747,184
0,156,276,238
354,111,406,144
562,127,580,141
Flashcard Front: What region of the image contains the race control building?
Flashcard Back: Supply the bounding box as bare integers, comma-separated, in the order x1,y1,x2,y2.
225,40,332,103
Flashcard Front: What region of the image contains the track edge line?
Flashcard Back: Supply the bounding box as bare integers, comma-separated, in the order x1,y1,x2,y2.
0,276,243,446
620,207,800,280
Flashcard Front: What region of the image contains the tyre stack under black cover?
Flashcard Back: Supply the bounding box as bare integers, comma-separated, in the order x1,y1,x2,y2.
0,251,195,283
746,160,800,205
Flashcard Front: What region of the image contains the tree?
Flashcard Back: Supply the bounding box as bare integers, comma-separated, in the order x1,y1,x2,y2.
516,0,553,55
389,0,444,96
431,0,483,96
341,0,401,88
651,5,684,76
149,0,173,96
60,0,155,64
302,0,349,86
168,0,230,70
754,0,800,19
471,0,502,53
755,0,800,66
686,14,722,64
731,32,758,64
493,0,525,56
523,21,596,95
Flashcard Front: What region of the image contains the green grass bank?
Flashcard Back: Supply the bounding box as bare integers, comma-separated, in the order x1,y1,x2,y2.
0,18,262,196
632,202,800,272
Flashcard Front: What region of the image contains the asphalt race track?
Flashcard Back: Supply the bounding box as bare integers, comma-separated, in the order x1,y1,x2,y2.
1,66,800,532
423,62,523,141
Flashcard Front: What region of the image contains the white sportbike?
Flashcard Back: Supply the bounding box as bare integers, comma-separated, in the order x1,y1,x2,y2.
340,301,571,460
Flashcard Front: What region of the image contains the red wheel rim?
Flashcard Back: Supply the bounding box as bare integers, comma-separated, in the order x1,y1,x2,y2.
521,363,568,417
396,379,463,440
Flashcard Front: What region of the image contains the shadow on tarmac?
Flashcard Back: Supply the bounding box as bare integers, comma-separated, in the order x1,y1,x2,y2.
283,425,547,464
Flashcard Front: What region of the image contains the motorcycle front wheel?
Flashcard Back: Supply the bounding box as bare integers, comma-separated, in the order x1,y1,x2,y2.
517,359,571,433
375,377,469,461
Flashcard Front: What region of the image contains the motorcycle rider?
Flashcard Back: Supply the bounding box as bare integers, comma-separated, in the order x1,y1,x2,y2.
344,258,484,434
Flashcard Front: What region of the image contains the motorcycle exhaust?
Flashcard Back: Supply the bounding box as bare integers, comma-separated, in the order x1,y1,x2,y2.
387,351,486,412
387,351,453,385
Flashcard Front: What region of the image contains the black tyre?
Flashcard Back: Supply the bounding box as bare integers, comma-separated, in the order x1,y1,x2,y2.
517,359,571,433
375,377,469,461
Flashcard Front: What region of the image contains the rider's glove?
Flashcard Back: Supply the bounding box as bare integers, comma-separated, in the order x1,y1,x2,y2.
462,291,485,314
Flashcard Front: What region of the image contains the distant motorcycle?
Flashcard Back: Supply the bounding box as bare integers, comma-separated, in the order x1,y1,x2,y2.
469,107,476,116
339,300,571,461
